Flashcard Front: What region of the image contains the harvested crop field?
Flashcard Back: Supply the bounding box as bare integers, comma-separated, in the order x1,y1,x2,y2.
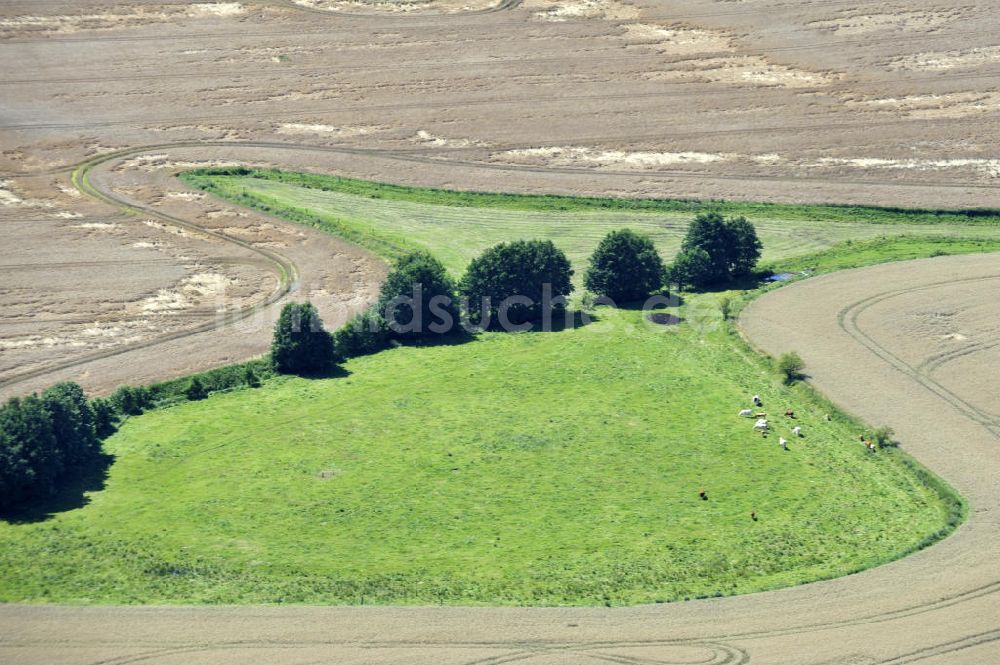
1,0,998,397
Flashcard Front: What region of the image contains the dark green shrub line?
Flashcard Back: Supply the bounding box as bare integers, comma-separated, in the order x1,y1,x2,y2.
180,167,1000,226
0,357,276,509
143,359,273,408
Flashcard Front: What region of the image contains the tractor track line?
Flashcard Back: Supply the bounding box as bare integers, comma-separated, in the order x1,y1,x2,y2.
0,146,300,392
11,92,997,131
836,274,1000,434
5,139,1000,195
7,64,995,88
0,0,985,42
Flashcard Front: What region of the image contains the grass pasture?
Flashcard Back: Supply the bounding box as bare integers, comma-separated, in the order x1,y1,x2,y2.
0,308,959,605
0,172,988,606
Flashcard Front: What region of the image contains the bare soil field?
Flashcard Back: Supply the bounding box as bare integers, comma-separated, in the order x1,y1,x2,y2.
1,0,998,398
2,252,999,663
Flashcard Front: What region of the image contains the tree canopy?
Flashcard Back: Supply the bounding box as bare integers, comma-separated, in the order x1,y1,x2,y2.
377,250,459,337
584,229,665,303
459,240,574,327
0,382,105,510
666,247,714,290
271,301,337,375
670,213,763,288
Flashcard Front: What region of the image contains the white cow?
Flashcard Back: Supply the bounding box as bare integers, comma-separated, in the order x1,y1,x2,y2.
739,409,753,417
779,437,788,450
753,418,769,432
792,426,802,437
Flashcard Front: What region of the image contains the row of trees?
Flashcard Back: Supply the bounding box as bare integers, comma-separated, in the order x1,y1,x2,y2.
271,240,576,374
0,383,104,509
271,214,764,375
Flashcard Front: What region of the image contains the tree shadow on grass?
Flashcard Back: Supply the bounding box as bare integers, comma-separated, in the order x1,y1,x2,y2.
295,364,352,380
613,292,685,311
496,309,601,333
393,329,478,349
680,271,772,294
0,452,115,525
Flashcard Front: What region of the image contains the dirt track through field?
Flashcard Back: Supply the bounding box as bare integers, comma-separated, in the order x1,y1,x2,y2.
2,256,999,663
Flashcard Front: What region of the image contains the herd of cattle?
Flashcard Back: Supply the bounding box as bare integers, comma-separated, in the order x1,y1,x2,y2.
739,397,880,453
739,396,803,451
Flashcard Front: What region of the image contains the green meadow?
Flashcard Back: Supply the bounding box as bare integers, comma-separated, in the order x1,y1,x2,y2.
0,171,987,605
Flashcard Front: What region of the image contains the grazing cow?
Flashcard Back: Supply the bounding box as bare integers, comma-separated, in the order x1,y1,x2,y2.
753,395,763,406
754,419,769,432
784,410,795,418
699,489,708,501
739,408,753,417
792,426,802,437
754,412,767,418
779,437,788,450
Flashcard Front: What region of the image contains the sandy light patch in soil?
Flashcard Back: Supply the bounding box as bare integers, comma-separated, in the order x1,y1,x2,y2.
493,146,734,169
291,0,497,13
808,9,966,35
526,0,639,22
411,130,491,148
842,91,1000,118
0,180,24,206
275,123,380,137
0,180,54,208
617,23,733,54
72,222,120,230
140,272,234,314
812,157,1000,178
187,3,246,17
115,155,251,173
889,45,1000,70
0,4,246,36
645,55,838,88
165,191,206,201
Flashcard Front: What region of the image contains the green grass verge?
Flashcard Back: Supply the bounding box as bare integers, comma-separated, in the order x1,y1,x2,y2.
179,169,1000,277
182,168,1000,224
